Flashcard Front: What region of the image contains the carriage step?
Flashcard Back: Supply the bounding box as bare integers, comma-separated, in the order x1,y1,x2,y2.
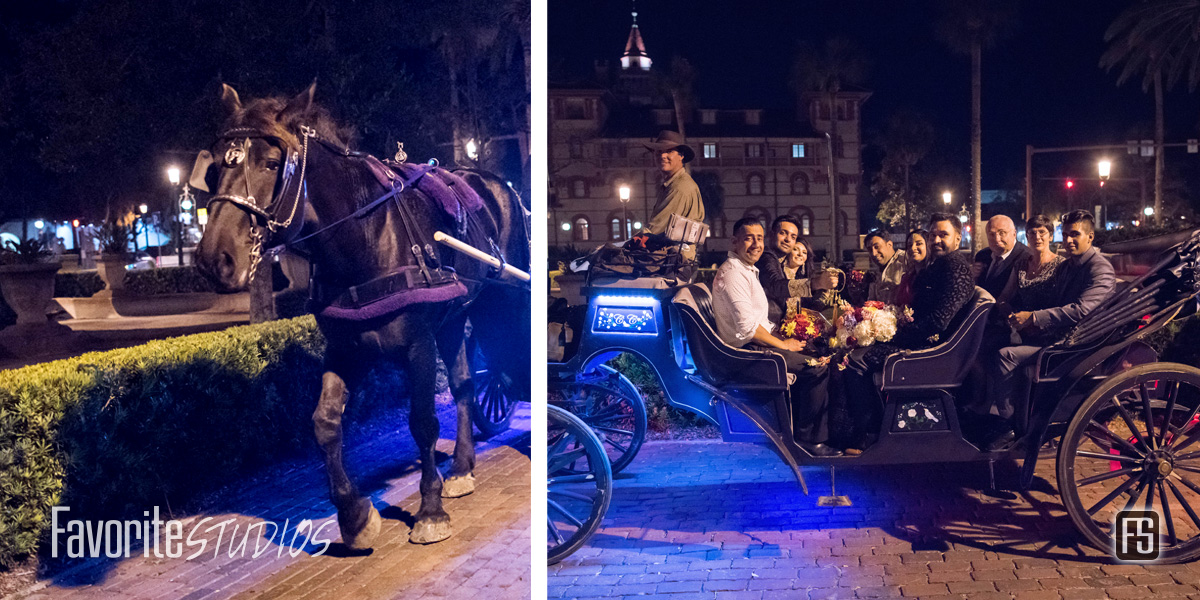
816,466,852,507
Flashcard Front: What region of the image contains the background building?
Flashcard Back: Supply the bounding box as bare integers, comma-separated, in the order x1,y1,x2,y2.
548,12,869,261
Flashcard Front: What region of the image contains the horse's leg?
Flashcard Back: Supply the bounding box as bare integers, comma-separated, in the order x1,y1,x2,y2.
313,361,381,549
436,314,476,498
405,327,453,544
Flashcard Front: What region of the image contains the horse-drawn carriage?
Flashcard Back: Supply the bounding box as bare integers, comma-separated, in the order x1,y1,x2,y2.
548,230,1200,564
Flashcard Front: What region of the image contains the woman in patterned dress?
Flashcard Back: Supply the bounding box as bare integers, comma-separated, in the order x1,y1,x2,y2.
1004,214,1064,322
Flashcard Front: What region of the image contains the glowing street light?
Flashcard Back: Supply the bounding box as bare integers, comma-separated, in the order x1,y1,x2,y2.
465,139,479,161
1098,159,1112,181
1145,206,1155,217
561,222,571,231
942,191,952,206
618,184,632,238
167,166,181,186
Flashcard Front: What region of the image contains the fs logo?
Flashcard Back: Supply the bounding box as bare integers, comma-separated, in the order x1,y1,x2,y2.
1114,510,1161,562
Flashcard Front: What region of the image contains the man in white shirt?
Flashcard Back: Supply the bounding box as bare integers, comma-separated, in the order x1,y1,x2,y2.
864,229,908,304
712,217,839,456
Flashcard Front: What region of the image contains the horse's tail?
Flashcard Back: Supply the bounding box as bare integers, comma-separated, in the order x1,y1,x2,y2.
453,169,530,273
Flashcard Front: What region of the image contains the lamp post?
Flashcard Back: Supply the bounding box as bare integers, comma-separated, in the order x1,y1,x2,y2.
943,191,952,207
618,184,631,239
138,203,150,255
167,166,184,266
1097,159,1112,225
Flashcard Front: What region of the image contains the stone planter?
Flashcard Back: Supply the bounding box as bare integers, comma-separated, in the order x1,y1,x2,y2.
0,262,63,325
97,257,128,292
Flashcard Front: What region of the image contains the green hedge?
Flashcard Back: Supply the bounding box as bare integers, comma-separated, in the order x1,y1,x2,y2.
124,266,215,295
53,271,105,298
0,315,413,566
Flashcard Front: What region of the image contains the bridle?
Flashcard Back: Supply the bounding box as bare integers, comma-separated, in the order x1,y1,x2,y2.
208,125,313,280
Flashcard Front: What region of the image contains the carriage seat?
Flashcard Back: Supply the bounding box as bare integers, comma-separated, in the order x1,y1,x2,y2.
878,286,995,391
670,284,789,393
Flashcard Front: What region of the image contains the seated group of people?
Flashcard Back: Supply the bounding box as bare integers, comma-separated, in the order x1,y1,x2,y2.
710,209,1114,457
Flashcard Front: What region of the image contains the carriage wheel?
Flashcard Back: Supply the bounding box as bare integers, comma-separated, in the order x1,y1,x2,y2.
1058,362,1200,563
548,371,647,475
548,404,612,565
471,350,518,438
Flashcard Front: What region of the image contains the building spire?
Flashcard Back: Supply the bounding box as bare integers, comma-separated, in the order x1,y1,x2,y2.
621,0,651,71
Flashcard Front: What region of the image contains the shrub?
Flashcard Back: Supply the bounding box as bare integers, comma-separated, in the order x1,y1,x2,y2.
606,353,712,434
53,271,105,298
124,266,215,295
0,315,415,566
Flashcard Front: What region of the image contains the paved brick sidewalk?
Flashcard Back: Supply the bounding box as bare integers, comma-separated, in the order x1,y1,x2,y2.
549,440,1200,600
7,404,531,600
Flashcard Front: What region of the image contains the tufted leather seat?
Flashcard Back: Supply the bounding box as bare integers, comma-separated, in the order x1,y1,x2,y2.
670,284,789,393
878,286,995,391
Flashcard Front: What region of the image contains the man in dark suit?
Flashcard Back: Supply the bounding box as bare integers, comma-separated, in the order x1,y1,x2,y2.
839,213,976,451
756,215,837,324
978,210,1115,450
973,215,1030,303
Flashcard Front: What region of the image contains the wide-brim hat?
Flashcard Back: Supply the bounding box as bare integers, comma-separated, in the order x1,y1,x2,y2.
643,130,695,163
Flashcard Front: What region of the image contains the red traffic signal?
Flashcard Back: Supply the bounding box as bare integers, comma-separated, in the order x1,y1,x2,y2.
1066,180,1075,189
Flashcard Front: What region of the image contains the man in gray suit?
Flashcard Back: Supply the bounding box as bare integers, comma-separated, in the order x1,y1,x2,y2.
978,209,1115,450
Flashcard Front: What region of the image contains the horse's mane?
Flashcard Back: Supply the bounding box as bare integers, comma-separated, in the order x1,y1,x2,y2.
224,96,357,152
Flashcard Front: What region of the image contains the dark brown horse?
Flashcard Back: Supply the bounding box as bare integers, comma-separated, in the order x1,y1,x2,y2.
194,83,530,547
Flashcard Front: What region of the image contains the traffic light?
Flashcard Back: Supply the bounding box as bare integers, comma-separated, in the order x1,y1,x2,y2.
1066,180,1075,189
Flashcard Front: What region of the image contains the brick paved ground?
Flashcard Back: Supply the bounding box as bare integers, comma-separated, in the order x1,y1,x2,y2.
5,403,531,600
549,440,1200,599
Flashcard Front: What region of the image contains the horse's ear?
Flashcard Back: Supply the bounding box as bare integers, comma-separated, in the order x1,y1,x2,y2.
220,83,242,114
282,81,316,121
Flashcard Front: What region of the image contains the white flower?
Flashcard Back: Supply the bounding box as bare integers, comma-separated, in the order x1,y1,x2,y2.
907,408,917,417
897,420,907,428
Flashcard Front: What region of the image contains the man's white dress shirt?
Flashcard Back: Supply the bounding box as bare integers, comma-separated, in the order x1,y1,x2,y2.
712,252,773,348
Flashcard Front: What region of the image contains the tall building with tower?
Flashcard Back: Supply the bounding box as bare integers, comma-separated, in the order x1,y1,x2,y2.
548,7,870,260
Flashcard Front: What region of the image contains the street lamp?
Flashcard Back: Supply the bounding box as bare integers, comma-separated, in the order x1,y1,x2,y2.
618,184,631,238
138,203,150,253
1098,159,1111,183
942,191,952,208
465,139,479,161
167,166,185,266
1145,206,1155,217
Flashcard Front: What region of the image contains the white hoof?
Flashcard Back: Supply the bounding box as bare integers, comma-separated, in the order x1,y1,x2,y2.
442,474,476,498
409,518,453,544
340,505,381,550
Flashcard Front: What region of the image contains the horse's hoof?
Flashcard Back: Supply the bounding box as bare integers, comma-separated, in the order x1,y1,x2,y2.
341,505,381,550
409,516,452,544
442,474,476,498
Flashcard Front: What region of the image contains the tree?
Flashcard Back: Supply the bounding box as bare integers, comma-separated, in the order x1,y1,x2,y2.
935,0,1017,251
652,55,696,139
789,38,869,259
877,109,935,233
1100,0,1200,226
691,170,725,224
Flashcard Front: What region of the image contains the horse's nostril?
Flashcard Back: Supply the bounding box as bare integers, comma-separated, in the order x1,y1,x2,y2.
218,251,236,280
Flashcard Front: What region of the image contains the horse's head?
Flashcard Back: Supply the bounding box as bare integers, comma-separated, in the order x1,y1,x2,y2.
194,83,316,292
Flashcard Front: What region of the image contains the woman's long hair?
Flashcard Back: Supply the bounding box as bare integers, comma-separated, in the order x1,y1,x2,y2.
907,229,930,270
794,237,816,278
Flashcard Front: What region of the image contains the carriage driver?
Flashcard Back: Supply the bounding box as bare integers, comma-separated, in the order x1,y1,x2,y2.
711,217,841,457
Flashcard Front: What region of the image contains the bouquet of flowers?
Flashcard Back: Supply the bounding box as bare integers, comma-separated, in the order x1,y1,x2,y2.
779,308,827,343
830,300,914,351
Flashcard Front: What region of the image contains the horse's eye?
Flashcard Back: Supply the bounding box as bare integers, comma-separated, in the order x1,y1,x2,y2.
264,160,281,170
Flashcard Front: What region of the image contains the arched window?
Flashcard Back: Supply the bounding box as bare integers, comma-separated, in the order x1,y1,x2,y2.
606,210,630,240
743,207,770,231
747,173,764,195
572,216,590,242
789,206,815,237
790,172,809,195
572,179,588,198
710,213,727,239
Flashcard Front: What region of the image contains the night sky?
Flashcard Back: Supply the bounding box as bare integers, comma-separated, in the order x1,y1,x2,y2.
550,0,1200,199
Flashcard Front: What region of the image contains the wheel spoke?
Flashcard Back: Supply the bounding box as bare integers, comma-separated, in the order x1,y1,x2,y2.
548,446,590,473
1168,393,1200,450
1075,450,1140,464
1113,396,1151,452
1139,382,1158,450
1158,480,1178,545
1088,420,1145,458
1078,466,1142,487
1166,478,1200,531
603,438,631,454
1146,473,1156,512
547,499,585,528
1160,380,1180,448
1122,478,1149,513
1087,475,1142,515
592,426,634,437
1172,426,1200,456
547,515,565,545
1171,472,1200,497
549,489,601,503
1176,464,1200,477
548,474,597,485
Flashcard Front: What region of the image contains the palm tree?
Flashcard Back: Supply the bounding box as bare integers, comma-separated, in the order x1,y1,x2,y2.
789,38,868,261
935,0,1017,250
1101,0,1200,226
879,109,935,233
652,55,696,138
